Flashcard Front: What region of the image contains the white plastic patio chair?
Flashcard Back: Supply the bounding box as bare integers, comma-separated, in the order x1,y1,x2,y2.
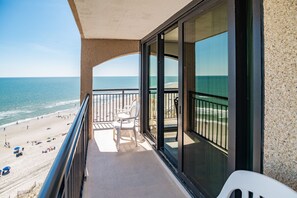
113,100,140,150
217,170,297,198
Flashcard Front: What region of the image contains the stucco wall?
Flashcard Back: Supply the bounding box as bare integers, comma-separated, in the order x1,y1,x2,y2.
263,0,297,190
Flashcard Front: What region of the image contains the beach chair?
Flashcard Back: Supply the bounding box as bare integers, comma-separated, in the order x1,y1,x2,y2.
217,170,297,198
113,99,140,150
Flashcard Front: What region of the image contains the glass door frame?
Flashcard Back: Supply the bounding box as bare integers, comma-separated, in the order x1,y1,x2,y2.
178,1,230,196
142,38,158,145
139,0,263,196
160,25,179,167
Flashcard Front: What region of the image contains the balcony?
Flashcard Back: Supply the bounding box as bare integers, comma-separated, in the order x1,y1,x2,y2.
39,90,190,198
83,129,189,198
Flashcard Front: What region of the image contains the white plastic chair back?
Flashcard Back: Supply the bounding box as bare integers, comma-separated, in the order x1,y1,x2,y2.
217,170,297,198
129,100,140,118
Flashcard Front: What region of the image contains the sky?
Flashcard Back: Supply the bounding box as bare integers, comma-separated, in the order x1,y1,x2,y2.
0,1,226,78
148,32,228,77
196,32,228,76
0,0,139,77
93,54,139,77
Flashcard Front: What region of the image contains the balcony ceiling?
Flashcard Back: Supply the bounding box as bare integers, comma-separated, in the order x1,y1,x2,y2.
70,0,192,40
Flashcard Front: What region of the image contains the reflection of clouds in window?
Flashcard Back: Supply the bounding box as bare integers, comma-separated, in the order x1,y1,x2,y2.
195,32,228,76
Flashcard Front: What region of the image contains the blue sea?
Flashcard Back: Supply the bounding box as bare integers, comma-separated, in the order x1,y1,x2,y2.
150,76,228,97
0,76,227,126
0,77,139,126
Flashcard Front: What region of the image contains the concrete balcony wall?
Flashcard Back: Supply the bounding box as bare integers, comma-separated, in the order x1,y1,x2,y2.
263,0,297,190
80,39,140,138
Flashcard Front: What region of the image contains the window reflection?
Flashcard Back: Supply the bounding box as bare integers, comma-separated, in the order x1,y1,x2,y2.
148,42,157,139
183,1,228,197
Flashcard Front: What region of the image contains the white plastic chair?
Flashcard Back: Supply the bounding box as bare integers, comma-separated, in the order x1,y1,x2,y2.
113,100,140,150
217,170,297,198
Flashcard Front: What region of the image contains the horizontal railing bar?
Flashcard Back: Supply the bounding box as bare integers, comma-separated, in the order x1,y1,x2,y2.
190,91,228,100
93,88,139,92
193,98,228,107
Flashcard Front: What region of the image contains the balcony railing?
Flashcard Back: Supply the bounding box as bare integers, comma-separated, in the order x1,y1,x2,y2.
39,95,89,198
189,91,228,151
149,88,178,121
92,89,227,151
93,88,139,123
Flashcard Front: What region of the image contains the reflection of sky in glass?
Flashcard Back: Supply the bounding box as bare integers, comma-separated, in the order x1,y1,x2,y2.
149,55,157,88
195,32,228,76
149,32,228,77
149,56,178,76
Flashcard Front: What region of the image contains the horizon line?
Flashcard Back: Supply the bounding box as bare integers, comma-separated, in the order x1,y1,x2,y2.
0,75,139,78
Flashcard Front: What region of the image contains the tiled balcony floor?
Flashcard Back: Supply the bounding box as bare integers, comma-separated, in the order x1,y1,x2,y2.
82,128,190,198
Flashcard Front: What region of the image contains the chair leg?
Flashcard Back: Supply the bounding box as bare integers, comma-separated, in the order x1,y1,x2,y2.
133,128,137,147
116,128,121,150
113,128,115,141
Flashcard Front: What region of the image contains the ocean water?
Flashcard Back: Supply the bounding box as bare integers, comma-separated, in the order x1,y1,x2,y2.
150,76,228,97
196,76,228,98
0,76,227,126
0,77,139,127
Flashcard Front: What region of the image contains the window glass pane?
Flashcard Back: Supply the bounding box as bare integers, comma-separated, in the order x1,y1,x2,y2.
183,1,228,197
148,42,157,139
163,27,179,166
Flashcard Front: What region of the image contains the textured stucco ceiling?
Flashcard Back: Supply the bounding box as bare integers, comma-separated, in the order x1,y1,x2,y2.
72,0,192,39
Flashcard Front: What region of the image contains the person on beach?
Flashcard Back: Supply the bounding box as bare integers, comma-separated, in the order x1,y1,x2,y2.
27,125,29,130
3,127,5,131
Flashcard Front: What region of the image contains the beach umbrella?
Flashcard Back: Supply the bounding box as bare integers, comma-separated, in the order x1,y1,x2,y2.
13,146,22,154
3,166,11,171
14,146,21,151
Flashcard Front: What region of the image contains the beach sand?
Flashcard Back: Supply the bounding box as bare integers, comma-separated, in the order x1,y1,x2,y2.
0,108,78,198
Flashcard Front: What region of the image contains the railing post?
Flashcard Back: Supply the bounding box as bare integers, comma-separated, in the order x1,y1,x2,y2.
121,90,125,109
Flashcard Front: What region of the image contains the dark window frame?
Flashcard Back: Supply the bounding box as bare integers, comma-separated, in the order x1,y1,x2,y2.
139,0,263,196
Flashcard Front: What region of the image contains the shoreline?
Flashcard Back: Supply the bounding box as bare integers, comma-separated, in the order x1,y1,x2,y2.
0,107,79,130
0,108,79,198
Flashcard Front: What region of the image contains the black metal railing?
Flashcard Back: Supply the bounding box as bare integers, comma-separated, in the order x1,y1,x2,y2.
93,89,139,122
189,91,228,151
148,88,178,121
39,95,89,198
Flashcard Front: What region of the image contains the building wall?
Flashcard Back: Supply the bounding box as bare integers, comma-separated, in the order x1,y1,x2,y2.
263,0,297,190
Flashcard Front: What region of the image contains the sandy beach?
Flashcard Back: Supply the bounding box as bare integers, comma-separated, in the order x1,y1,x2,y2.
0,108,78,198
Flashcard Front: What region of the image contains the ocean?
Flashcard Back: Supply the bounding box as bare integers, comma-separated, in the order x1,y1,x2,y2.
0,77,139,126
150,75,228,97
0,76,227,127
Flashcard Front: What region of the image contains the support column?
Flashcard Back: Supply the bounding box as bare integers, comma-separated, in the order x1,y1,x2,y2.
81,40,94,139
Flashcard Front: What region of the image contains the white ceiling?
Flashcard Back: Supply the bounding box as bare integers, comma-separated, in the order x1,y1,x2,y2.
73,0,192,40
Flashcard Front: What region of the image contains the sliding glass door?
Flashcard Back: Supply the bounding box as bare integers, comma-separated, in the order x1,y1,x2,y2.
140,0,255,197
182,1,228,197
162,27,179,166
